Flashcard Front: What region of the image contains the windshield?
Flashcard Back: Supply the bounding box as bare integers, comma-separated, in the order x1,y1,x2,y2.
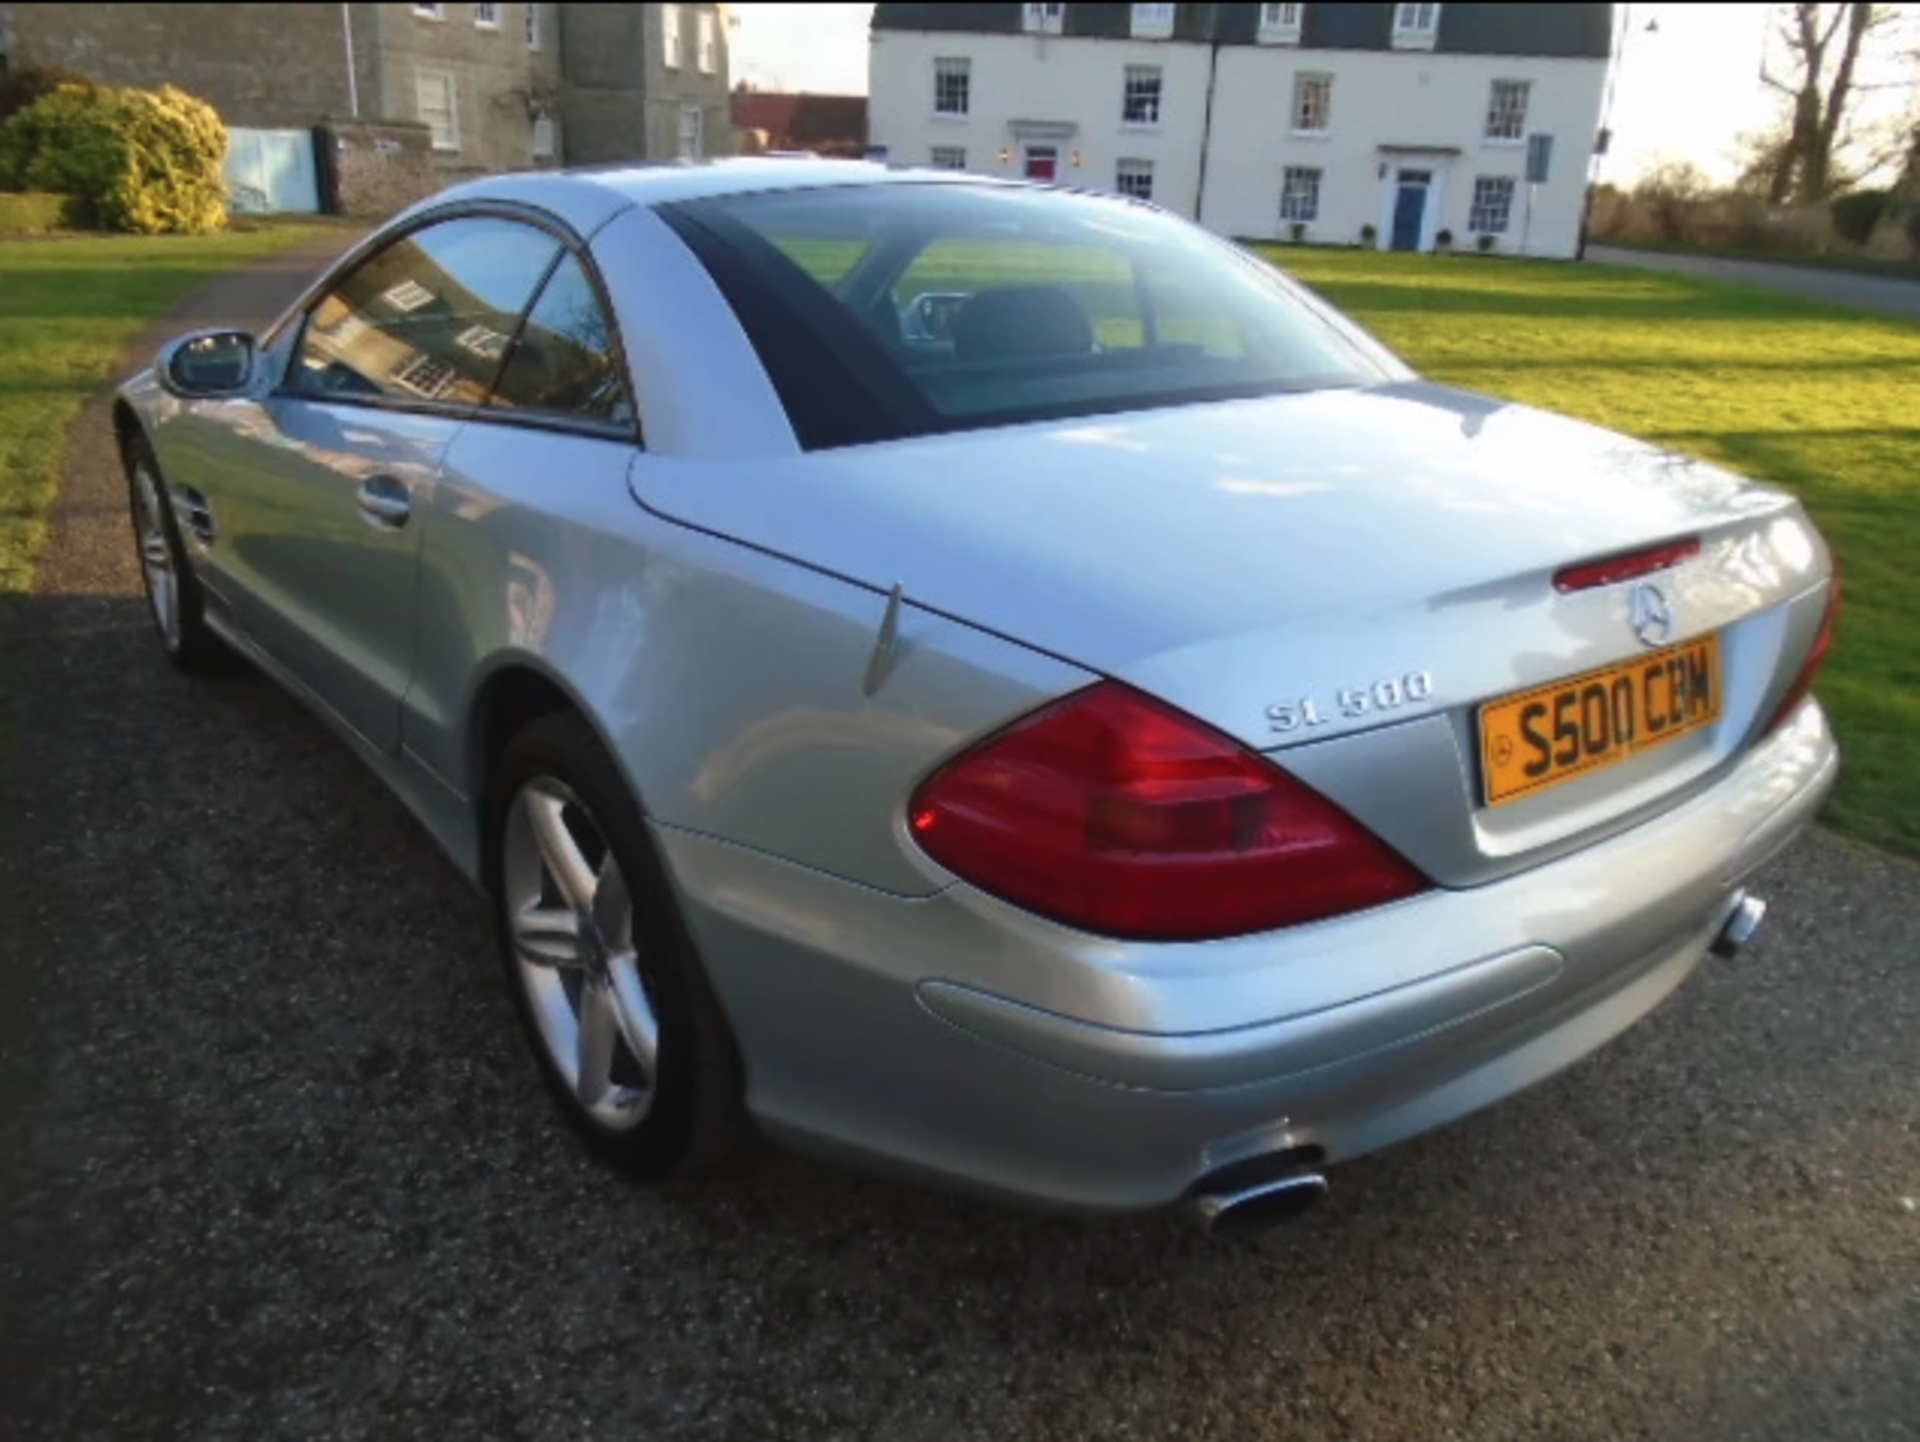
661,182,1400,447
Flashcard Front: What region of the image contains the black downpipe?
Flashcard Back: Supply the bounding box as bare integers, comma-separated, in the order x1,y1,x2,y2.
1193,36,1221,223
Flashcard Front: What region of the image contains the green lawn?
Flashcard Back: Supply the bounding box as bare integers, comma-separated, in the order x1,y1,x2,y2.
1258,246,1919,857
0,227,321,608
0,226,323,793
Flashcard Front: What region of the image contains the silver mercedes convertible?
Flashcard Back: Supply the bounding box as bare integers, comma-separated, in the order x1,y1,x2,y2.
113,160,1839,1232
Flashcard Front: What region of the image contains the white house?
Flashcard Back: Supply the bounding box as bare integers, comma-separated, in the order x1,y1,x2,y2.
868,2,1613,259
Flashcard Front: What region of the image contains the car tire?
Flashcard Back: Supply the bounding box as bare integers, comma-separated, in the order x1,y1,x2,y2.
123,433,229,674
489,711,750,1180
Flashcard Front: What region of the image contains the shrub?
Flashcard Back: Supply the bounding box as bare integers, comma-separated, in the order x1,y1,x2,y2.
0,190,81,231
1288,220,1306,243
1633,160,1713,242
1906,204,1920,258
1829,188,1891,247
1360,223,1377,247
1435,228,1454,249
0,81,227,233
0,63,96,127
1476,232,1497,253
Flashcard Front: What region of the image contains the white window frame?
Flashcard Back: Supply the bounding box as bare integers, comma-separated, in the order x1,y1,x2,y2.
933,56,970,118
1290,72,1331,136
1130,3,1175,39
1279,165,1321,222
1470,175,1515,234
1122,65,1163,128
1115,157,1154,201
473,3,500,29
661,4,682,69
1022,2,1065,34
1257,3,1303,43
413,2,445,17
383,279,437,313
1392,2,1439,49
678,103,704,160
526,2,542,48
930,145,967,170
414,68,460,151
456,323,511,360
1483,78,1529,144
697,10,717,73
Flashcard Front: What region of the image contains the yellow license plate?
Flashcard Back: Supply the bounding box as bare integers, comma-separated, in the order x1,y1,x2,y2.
1478,635,1722,807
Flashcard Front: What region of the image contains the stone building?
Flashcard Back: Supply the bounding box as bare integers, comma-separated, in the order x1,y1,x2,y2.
559,2,735,165
0,3,734,180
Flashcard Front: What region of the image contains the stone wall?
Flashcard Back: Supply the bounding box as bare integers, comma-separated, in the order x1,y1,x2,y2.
1,2,377,130
321,118,441,219
372,2,562,178
558,2,733,165
1,2,721,179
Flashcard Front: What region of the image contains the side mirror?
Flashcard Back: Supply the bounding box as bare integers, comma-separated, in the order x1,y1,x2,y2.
158,329,259,398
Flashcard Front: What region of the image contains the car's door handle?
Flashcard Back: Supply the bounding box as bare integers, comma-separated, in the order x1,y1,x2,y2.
357,474,411,528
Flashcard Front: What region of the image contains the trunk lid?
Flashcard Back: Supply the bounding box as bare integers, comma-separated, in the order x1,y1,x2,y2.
629,383,1830,882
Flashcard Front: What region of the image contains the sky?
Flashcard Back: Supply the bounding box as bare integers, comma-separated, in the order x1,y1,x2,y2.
727,3,1917,186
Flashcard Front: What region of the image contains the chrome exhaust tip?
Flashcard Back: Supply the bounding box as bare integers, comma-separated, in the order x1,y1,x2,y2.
1190,1171,1328,1236
1711,892,1768,960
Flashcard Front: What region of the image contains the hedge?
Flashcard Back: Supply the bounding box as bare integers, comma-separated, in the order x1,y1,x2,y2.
0,190,78,232
0,81,227,234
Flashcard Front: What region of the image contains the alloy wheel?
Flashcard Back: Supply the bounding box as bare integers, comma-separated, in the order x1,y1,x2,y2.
502,777,661,1132
132,462,181,652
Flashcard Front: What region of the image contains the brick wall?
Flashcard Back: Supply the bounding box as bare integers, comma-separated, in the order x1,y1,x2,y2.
322,118,441,219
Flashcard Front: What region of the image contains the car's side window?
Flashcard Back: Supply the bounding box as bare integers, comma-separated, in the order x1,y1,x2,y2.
486,253,636,430
291,216,561,406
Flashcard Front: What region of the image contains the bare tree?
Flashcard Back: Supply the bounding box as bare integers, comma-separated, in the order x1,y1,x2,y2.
1758,2,1902,202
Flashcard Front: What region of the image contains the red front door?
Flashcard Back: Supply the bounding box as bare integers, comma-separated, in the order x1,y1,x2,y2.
1023,146,1058,181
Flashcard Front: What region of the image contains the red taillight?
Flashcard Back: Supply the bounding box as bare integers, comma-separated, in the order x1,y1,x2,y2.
908,682,1430,942
1765,574,1841,733
1553,537,1702,593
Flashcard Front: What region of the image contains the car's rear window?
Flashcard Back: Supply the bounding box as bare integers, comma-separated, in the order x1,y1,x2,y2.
659,182,1394,449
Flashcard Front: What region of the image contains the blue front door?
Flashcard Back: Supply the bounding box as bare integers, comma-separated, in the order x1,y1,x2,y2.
1391,182,1427,251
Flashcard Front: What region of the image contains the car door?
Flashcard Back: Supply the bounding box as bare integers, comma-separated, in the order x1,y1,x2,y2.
400,248,645,790
213,214,564,750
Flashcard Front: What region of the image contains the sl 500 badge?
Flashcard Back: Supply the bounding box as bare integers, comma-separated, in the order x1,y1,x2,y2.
1267,670,1435,735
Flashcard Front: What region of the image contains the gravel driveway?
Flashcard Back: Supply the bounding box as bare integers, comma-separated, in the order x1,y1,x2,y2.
3,239,1918,1442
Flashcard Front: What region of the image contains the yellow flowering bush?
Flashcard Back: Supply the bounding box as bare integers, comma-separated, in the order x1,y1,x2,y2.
0,81,228,234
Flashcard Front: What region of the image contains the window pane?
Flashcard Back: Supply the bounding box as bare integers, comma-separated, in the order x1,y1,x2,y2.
1470,176,1515,233
483,253,633,428
1292,73,1330,132
1123,66,1162,126
416,69,458,150
489,253,634,427
292,217,559,404
1485,79,1529,141
934,57,970,115
698,185,1389,433
1280,166,1320,221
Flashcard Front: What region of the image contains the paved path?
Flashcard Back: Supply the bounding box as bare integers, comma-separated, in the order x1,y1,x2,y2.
1588,244,1920,319
3,242,1919,1442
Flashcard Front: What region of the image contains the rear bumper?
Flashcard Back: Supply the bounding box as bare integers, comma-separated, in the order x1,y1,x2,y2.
654,701,1837,1214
